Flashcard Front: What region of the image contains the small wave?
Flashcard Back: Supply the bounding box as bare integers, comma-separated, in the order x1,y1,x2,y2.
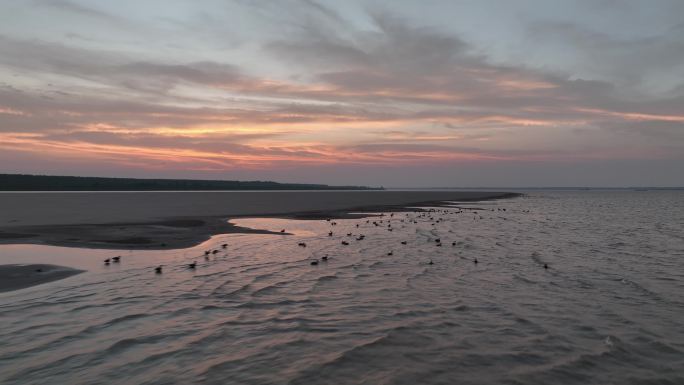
316,275,338,282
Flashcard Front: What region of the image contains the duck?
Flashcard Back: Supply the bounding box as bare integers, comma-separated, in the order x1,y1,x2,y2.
341,241,349,245
401,241,407,245
310,260,319,266
112,256,121,263
188,262,197,269
298,242,307,247
154,266,163,274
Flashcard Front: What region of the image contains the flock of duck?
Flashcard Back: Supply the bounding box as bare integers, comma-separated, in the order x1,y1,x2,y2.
103,205,550,274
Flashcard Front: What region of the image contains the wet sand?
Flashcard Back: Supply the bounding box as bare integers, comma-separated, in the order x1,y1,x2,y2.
0,264,84,293
0,190,519,249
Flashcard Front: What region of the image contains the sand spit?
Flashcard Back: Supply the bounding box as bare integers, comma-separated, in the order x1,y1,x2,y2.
0,190,519,249
0,264,84,293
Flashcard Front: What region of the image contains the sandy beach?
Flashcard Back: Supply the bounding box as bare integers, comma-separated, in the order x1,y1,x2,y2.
0,191,518,249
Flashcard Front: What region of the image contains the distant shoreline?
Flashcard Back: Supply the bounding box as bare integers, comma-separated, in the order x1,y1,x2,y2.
0,174,381,191
0,190,520,250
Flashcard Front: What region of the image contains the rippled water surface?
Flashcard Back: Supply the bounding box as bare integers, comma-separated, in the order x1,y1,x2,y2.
1,191,683,385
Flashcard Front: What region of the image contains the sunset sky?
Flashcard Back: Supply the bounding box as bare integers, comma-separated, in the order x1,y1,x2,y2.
1,0,683,187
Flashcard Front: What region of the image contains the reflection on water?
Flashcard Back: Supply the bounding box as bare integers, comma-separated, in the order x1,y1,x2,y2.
1,191,683,385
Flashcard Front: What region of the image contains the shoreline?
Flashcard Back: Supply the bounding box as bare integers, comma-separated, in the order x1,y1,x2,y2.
0,191,520,250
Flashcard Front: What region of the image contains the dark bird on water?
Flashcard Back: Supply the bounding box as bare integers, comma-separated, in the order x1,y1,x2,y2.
204,250,210,256
473,258,478,264
328,231,333,236
104,259,110,265
280,229,285,233
544,264,548,269
188,262,197,269
212,250,219,254
310,260,319,266
341,241,349,245
452,241,456,246
435,238,441,243
401,241,407,245
321,255,329,261
155,266,162,274
428,260,434,265
112,256,121,263
222,243,228,248
298,242,307,247
388,251,393,256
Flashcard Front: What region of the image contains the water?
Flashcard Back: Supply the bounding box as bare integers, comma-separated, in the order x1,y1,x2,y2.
1,191,683,385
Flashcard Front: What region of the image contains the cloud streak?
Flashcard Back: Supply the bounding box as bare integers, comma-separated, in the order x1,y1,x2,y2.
0,1,682,186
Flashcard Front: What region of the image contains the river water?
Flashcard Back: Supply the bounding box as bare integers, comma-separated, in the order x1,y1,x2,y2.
0,191,683,384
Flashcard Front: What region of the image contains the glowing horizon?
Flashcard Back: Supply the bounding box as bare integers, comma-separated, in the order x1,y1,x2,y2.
1,1,683,187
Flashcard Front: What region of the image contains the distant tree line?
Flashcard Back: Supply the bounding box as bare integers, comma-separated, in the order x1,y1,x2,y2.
0,174,382,191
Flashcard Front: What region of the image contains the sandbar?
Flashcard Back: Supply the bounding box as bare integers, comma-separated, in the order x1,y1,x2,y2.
0,190,519,249
0,264,84,293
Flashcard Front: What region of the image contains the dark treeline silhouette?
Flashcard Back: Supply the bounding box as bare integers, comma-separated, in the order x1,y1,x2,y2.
0,174,382,191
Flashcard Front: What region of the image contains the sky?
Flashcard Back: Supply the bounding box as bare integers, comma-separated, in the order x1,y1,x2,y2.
0,0,683,187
